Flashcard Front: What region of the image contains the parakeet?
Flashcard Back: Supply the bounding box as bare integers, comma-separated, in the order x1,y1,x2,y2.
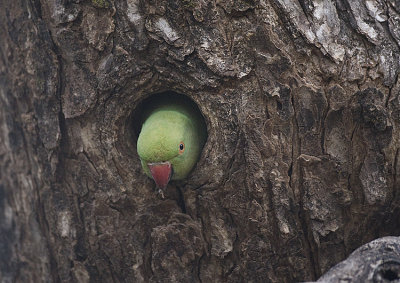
137,97,207,194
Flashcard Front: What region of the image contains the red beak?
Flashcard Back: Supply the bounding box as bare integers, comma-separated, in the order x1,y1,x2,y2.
148,162,172,190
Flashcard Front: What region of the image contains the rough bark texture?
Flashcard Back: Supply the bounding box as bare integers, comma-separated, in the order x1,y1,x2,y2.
1,0,400,282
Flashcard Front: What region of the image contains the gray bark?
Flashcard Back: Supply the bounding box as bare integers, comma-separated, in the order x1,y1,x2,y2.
315,237,400,282
1,0,400,282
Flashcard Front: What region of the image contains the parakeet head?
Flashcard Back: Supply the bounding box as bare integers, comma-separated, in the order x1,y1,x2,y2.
137,104,205,191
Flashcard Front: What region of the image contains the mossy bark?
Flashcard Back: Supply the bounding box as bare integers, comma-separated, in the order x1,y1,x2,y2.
1,0,400,282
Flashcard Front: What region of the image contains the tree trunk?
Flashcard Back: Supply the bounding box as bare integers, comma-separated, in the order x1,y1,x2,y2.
1,0,400,282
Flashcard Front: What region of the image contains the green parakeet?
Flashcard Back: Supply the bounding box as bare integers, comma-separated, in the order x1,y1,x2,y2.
137,98,207,192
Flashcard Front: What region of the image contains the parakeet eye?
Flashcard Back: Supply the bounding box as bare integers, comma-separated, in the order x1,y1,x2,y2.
179,142,185,154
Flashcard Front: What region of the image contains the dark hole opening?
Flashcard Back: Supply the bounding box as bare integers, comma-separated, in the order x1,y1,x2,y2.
382,269,400,280
277,100,283,111
287,163,292,177
373,262,400,283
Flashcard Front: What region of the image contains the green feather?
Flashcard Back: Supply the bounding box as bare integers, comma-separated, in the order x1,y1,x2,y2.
137,98,207,181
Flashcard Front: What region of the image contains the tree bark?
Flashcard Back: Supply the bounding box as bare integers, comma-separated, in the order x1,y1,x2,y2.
315,237,400,282
1,0,400,282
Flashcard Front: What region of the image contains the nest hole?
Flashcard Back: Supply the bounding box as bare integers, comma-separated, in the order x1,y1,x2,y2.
373,261,400,282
